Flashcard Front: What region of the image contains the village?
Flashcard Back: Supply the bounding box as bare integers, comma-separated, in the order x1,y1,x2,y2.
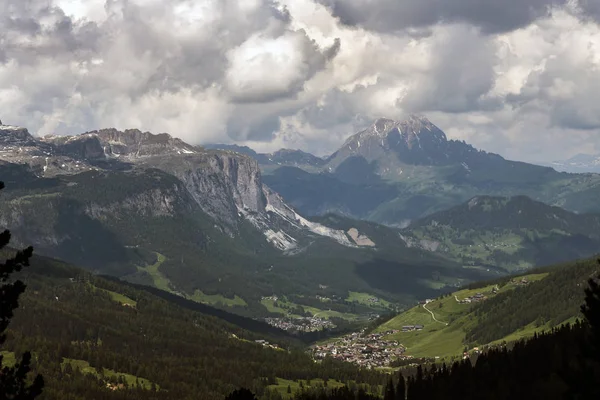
311,329,410,368
264,316,336,332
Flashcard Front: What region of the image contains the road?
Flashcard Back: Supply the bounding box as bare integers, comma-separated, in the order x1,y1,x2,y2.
422,303,449,326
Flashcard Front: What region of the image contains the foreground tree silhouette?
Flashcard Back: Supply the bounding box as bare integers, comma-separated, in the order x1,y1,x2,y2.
225,388,257,400
581,264,600,360
0,181,44,400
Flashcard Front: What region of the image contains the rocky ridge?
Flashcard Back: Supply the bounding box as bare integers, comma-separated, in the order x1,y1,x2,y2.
0,122,375,252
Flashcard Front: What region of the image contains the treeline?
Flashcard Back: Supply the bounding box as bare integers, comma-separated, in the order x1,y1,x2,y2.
397,320,599,399
3,256,388,400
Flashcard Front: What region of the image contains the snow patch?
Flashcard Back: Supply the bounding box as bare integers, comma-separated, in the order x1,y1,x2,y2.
0,125,24,131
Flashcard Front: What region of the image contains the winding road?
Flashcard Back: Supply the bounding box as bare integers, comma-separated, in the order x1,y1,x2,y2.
422,303,449,326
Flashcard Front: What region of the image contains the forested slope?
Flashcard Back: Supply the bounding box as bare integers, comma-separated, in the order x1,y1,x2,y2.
374,257,600,358
2,254,387,400
466,258,600,344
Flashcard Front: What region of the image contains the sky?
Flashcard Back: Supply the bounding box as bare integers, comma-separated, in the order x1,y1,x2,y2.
2,0,600,163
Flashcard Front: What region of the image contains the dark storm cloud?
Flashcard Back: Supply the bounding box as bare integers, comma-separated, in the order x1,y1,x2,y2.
317,0,566,34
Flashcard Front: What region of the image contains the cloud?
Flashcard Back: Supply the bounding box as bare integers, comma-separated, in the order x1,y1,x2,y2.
316,0,566,34
225,32,339,103
1,0,600,163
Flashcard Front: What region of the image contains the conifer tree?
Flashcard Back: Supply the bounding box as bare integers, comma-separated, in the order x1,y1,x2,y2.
394,373,405,400
0,180,44,400
383,379,395,400
581,265,600,360
225,388,258,400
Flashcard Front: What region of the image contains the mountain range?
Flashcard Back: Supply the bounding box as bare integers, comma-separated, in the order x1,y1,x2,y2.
547,153,600,173
3,116,600,321
0,121,484,320
212,115,600,227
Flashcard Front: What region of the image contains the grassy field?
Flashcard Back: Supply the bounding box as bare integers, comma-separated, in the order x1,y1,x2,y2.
0,351,16,367
62,358,157,390
136,252,171,292
97,287,137,307
261,297,304,318
346,292,393,309
190,290,247,307
375,273,553,359
261,297,360,320
87,282,137,307
303,305,360,321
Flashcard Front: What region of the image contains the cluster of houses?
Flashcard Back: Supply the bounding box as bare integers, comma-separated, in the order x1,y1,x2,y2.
457,292,487,304
254,339,281,350
462,347,483,360
311,329,406,368
513,278,530,286
264,316,335,332
401,325,424,332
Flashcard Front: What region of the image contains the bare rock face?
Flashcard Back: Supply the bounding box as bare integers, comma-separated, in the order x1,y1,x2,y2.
146,151,268,228
0,125,363,251
94,128,198,157
0,123,36,145
41,128,198,160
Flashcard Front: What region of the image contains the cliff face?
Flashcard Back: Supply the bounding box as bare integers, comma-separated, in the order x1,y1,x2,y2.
0,126,368,253
173,153,267,227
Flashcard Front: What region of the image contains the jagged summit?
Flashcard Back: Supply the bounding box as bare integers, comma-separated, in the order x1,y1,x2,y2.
0,122,35,145
356,114,446,143
326,115,461,171
40,128,199,159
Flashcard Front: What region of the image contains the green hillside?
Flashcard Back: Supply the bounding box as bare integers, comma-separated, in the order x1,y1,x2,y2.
373,257,600,360
3,252,388,400
402,195,600,273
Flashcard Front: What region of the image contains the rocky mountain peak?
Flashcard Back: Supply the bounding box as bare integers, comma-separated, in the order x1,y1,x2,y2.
361,114,446,144
90,128,199,158
39,128,199,160
324,115,491,177
0,122,35,145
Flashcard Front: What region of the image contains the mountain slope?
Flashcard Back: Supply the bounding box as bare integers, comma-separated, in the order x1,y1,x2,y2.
259,116,600,226
373,257,599,359
401,195,600,272
2,252,387,400
0,123,483,319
